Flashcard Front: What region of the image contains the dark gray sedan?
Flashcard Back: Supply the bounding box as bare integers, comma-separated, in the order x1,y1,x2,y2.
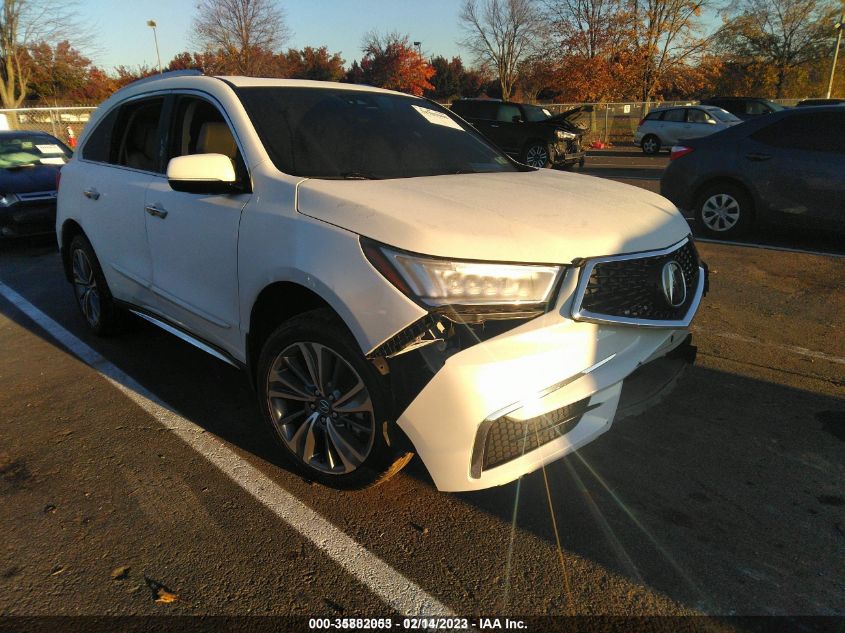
660,106,845,238
0,131,72,240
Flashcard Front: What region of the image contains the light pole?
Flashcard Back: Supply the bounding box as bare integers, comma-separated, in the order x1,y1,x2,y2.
826,12,844,98
413,41,422,56
147,20,163,75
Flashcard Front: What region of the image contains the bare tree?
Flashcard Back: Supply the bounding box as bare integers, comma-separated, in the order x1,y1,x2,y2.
459,0,544,100
192,0,291,76
544,0,630,60
717,0,838,97
0,0,83,108
631,0,717,101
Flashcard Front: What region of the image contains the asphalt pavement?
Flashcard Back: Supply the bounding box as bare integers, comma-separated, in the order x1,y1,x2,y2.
1,158,843,629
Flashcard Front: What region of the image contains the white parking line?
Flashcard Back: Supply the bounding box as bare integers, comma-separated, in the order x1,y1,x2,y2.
0,281,453,617
691,328,845,365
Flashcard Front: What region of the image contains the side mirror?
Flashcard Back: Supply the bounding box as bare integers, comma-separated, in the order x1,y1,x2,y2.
512,115,523,123
166,153,240,195
707,119,717,124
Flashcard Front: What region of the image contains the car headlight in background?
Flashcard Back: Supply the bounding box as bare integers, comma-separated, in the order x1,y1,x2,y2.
0,193,19,207
555,129,576,141
361,238,563,321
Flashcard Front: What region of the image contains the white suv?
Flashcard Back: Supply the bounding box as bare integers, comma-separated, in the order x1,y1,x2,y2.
57,72,705,492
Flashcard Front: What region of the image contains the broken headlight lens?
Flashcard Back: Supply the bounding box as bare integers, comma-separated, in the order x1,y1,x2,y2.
362,238,562,320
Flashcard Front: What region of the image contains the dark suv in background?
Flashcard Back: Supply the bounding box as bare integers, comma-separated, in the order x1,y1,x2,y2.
699,97,786,120
450,99,587,169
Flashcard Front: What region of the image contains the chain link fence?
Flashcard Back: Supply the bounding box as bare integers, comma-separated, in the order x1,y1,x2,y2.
0,106,97,147
544,98,801,145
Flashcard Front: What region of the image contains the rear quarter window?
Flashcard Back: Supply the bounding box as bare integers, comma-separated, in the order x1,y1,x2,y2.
81,107,120,163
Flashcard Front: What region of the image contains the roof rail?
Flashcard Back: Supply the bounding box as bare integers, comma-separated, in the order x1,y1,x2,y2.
124,69,204,89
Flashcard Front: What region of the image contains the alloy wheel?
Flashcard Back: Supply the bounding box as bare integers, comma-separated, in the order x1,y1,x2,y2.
525,144,549,168
642,137,658,154
701,193,740,232
266,341,375,475
71,248,101,327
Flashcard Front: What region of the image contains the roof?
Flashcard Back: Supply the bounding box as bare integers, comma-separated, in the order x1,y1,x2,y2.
113,71,413,100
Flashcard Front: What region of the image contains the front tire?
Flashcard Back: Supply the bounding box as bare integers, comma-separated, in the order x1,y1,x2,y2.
694,182,754,238
256,309,412,489
641,135,661,155
522,141,551,168
68,234,124,336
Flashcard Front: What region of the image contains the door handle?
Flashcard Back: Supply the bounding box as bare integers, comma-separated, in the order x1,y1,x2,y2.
144,204,168,219
490,124,500,128
745,152,772,162
83,188,100,200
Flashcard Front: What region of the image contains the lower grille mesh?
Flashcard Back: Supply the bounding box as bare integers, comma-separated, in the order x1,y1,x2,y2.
478,397,593,473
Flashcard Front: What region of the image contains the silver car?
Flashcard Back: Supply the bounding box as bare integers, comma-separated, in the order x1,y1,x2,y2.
634,106,742,155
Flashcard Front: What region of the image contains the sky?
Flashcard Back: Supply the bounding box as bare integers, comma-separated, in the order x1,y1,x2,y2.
82,0,470,72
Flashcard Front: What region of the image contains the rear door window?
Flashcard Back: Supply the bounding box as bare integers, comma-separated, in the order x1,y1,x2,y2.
663,109,685,122
497,104,522,122
113,98,166,173
686,109,711,123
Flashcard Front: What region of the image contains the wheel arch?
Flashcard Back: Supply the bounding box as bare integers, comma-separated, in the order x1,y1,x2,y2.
59,219,86,282
693,176,758,221
246,281,347,382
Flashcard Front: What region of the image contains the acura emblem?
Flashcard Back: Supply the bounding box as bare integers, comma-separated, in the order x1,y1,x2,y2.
661,261,686,308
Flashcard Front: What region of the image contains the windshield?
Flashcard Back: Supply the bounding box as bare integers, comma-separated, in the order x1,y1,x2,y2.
0,134,71,169
235,87,518,179
709,108,741,123
523,105,552,122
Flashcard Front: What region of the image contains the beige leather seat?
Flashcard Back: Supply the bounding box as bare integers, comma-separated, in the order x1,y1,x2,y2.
196,122,237,159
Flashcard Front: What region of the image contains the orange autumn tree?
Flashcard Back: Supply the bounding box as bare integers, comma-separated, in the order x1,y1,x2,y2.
358,32,434,96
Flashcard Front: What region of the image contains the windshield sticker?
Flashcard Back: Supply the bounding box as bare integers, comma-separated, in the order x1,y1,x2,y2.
40,157,66,165
411,105,464,131
36,144,65,154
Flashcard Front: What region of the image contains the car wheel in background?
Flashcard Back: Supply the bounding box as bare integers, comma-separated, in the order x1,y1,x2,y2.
257,308,413,489
522,141,551,168
694,182,754,238
641,135,661,155
69,234,124,336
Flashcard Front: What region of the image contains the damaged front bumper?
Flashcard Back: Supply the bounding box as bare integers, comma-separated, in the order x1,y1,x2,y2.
384,247,705,492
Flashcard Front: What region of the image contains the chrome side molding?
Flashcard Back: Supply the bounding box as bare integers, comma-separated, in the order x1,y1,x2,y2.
129,310,239,368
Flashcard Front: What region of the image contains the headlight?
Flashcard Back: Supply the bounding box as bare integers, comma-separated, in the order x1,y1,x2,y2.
555,129,575,140
361,238,562,321
0,193,19,207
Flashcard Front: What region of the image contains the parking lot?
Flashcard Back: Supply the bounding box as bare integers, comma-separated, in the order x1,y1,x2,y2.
1,153,843,626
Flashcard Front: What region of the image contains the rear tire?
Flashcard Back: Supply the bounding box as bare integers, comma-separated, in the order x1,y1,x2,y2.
256,308,412,489
641,135,661,155
68,234,125,336
694,182,754,238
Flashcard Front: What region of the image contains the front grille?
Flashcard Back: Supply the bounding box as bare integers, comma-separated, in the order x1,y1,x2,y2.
579,240,700,322
473,397,593,475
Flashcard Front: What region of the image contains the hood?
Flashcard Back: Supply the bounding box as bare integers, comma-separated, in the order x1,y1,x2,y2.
548,105,592,130
0,164,60,194
296,169,691,264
